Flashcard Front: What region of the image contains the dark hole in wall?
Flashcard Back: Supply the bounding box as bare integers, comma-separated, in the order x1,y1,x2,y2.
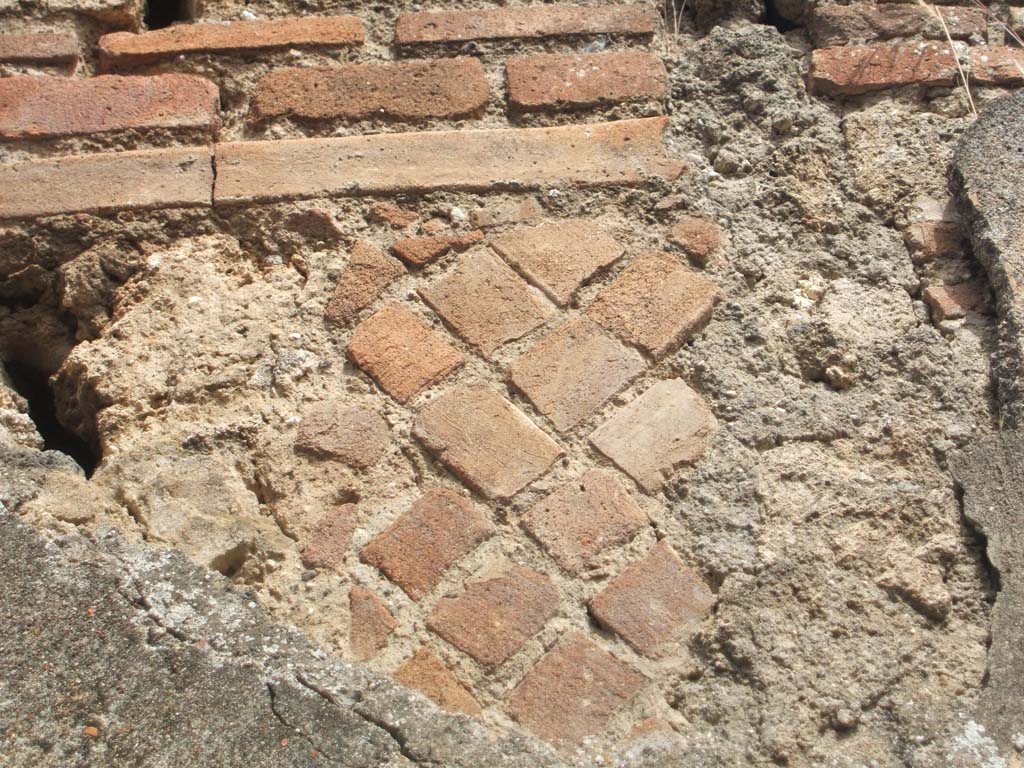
4,360,99,477
144,0,195,30
763,0,801,33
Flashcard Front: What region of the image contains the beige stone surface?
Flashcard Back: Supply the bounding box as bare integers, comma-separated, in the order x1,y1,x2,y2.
294,402,389,469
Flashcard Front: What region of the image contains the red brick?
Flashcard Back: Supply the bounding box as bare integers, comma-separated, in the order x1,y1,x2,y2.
668,215,722,266
250,58,489,124
808,4,987,48
294,402,389,468
369,201,418,228
412,385,563,500
349,585,396,661
0,74,218,140
393,648,481,715
469,197,543,229
391,231,483,267
419,250,555,358
360,488,495,601
509,317,645,432
213,118,682,204
809,43,958,95
286,208,343,241
347,303,463,404
507,51,666,111
507,634,645,749
490,219,624,306
0,146,212,220
427,562,559,666
520,469,648,574
99,16,364,69
590,541,714,657
589,379,716,493
969,46,1024,86
923,282,987,322
587,251,719,358
301,505,358,569
903,220,962,264
0,32,78,66
324,241,406,325
394,4,658,45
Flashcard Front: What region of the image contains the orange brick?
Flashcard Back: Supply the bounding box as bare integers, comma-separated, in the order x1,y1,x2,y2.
490,219,624,306
391,231,483,267
589,379,716,493
969,46,1024,85
250,58,489,124
508,634,645,749
286,208,342,241
520,469,648,574
923,282,986,321
349,586,396,661
347,303,463,404
0,32,78,66
809,4,986,47
324,241,406,325
294,402,389,469
393,648,481,715
668,215,722,266
394,4,658,44
419,249,555,358
809,43,958,95
507,51,666,111
427,562,559,666
590,541,714,657
369,201,418,228
213,118,682,204
903,220,962,263
361,488,495,601
0,74,218,139
413,385,563,500
587,252,719,358
0,146,212,220
301,505,358,570
508,316,645,432
100,16,364,68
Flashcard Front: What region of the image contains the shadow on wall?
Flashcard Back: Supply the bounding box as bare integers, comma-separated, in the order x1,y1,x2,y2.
144,0,196,30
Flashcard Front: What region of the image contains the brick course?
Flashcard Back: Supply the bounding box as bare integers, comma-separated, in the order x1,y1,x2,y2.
808,4,987,47
394,4,658,45
99,16,364,69
0,32,78,66
969,47,1024,86
507,51,666,111
810,43,958,95
250,58,489,124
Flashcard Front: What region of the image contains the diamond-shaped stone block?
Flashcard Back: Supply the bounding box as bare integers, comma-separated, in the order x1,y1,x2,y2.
589,379,716,493
507,634,645,749
587,251,718,358
520,469,648,574
349,585,396,661
347,302,463,404
360,488,495,600
490,219,624,306
419,249,555,358
590,540,714,657
413,384,563,500
427,562,559,666
508,316,644,432
393,648,481,715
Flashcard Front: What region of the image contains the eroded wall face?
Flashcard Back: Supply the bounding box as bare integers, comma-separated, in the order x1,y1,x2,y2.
0,0,1018,764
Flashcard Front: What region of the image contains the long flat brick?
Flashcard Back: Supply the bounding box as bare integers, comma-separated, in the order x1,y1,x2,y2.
0,74,218,140
394,4,658,44
99,15,364,69
969,46,1024,86
413,385,563,500
213,118,681,204
508,634,645,749
507,51,666,111
809,43,958,95
0,146,213,220
809,4,987,47
250,58,489,123
0,32,78,66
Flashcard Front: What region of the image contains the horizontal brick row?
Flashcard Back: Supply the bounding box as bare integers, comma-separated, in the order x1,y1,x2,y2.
394,3,658,45
507,50,666,111
249,58,489,123
0,74,219,139
811,44,1024,95
808,4,987,47
98,15,364,69
0,32,78,66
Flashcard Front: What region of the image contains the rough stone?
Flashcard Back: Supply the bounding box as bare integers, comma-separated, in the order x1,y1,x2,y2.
294,402,389,469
